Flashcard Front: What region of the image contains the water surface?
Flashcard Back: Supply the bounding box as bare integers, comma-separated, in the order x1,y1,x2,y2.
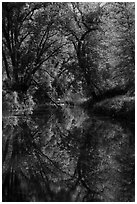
2,106,135,201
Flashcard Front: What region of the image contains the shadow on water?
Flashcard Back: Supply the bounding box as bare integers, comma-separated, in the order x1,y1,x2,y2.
2,105,135,202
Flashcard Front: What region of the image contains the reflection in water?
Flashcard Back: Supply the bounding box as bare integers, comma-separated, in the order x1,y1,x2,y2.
2,106,135,201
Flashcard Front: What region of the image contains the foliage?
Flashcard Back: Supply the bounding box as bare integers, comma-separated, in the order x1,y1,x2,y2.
2,2,135,106
92,95,135,121
2,3,67,94
98,2,135,90
2,3,135,201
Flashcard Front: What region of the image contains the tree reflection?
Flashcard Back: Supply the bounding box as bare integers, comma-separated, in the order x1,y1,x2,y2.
73,117,135,202
2,107,134,201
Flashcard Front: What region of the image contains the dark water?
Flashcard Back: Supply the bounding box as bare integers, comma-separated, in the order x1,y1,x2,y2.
2,105,135,202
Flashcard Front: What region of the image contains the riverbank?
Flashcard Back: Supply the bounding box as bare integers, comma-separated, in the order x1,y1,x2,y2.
91,95,135,122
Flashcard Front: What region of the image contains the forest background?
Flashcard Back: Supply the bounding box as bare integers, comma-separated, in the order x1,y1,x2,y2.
2,2,135,119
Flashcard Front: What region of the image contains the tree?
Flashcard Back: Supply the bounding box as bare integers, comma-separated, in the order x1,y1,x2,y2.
2,2,135,106
56,2,107,98
2,3,67,95
97,2,135,91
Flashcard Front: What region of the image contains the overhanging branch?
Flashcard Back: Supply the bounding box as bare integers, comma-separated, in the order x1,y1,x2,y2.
31,43,67,75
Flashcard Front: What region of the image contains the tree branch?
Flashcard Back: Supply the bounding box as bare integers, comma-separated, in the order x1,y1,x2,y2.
32,79,61,108
39,39,58,59
39,68,55,79
19,32,32,47
32,43,67,75
2,50,11,80
57,58,71,78
80,27,97,41
38,22,53,50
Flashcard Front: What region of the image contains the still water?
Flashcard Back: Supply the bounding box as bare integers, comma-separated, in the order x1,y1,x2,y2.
2,105,135,202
